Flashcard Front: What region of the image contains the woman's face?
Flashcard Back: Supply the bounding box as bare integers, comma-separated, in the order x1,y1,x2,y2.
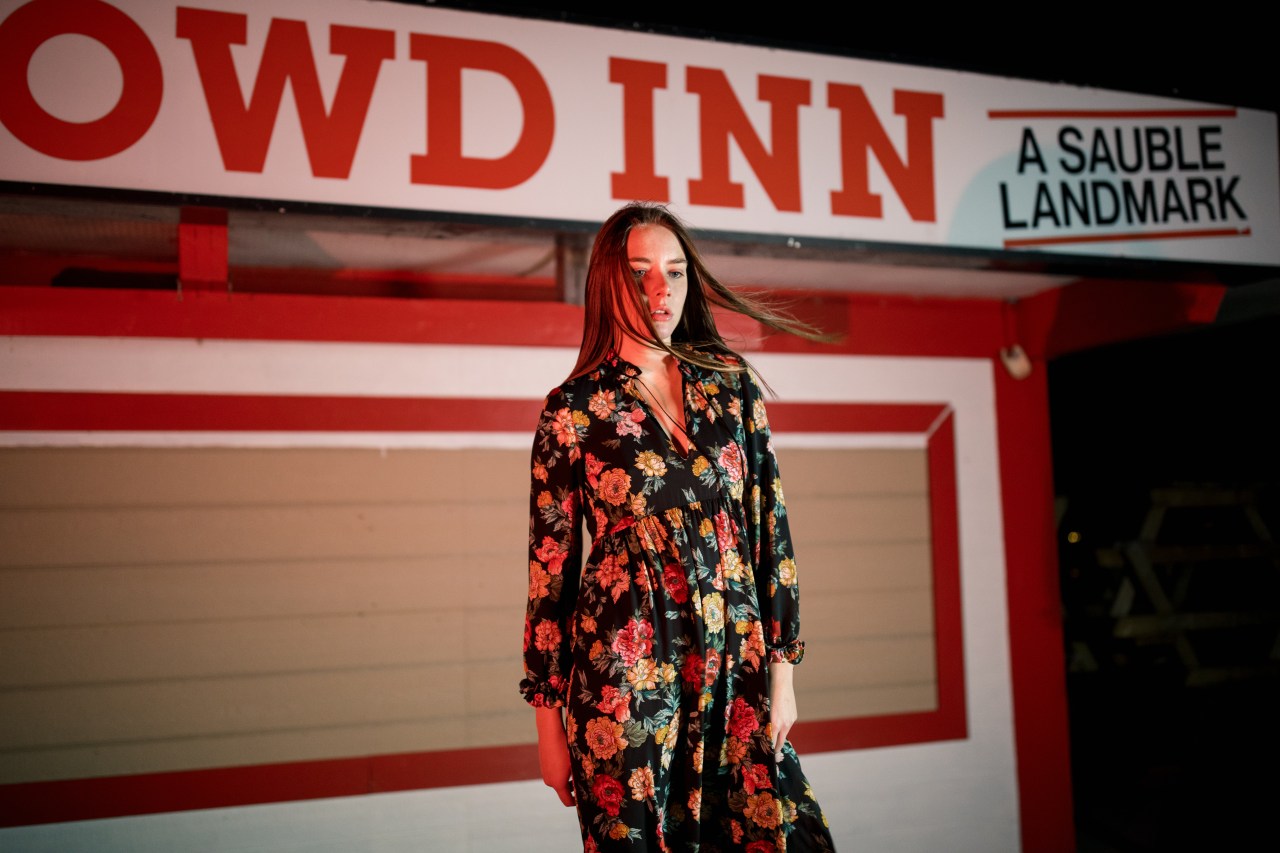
622,224,688,345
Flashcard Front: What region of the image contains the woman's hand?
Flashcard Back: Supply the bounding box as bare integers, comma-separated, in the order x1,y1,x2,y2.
535,706,576,807
769,661,798,762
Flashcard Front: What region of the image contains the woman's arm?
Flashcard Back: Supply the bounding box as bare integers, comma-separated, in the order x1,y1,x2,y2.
535,706,576,806
769,661,798,761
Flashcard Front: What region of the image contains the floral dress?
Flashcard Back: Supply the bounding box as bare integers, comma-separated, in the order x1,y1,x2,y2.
521,351,835,852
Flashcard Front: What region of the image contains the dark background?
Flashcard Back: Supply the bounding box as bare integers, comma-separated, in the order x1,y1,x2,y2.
456,5,1280,848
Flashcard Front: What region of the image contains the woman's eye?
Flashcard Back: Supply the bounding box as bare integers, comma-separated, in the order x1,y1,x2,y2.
668,270,684,280
630,268,645,280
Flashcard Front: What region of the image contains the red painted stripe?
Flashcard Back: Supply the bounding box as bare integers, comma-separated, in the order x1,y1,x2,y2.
995,357,1076,852
926,412,967,739
0,393,942,436
770,402,945,433
0,286,1004,358
0,287,586,347
0,392,544,433
988,108,1237,119
0,744,540,828
1005,227,1250,249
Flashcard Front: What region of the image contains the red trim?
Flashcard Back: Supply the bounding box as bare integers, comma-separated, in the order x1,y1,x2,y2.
1,394,940,435
0,392,544,433
1005,226,1250,249
0,744,539,828
988,108,1237,119
1015,280,1225,360
0,286,1004,358
0,287,586,347
178,207,229,290
995,359,1076,852
789,408,967,754
0,399,966,826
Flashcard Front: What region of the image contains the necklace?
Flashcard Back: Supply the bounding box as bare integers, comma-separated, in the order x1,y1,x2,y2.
634,373,692,454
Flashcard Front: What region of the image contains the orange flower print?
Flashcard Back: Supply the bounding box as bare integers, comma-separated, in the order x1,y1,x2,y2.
550,408,578,446
536,490,553,508
528,564,550,601
628,766,655,801
532,461,548,482
731,820,744,843
691,455,710,476
596,554,630,601
687,788,702,821
588,390,617,420
608,822,630,840
585,717,627,760
745,791,782,829
597,468,632,506
626,658,659,691
724,736,748,765
533,620,561,653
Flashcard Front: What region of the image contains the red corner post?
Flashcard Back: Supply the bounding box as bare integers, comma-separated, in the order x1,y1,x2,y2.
178,206,229,291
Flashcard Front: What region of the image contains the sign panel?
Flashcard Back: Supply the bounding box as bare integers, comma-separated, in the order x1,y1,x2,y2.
1,0,1277,265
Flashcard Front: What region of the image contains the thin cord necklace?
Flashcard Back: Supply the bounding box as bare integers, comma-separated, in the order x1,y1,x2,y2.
634,373,692,454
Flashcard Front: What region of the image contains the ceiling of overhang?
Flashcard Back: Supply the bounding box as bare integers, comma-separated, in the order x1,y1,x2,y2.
0,193,1077,301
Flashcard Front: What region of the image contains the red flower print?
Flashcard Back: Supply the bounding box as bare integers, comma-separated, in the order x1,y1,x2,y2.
597,686,630,722
535,536,568,575
534,620,561,653
592,773,626,816
745,841,777,853
718,442,744,483
680,653,703,688
743,763,772,795
714,510,738,553
611,619,654,666
662,563,689,603
728,697,759,741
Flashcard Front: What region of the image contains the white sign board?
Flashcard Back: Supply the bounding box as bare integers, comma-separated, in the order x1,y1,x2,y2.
1,0,1277,265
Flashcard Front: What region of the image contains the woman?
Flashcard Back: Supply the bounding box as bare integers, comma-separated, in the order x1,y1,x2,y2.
521,202,835,851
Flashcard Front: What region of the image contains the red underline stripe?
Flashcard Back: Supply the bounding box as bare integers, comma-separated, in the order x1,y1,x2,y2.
1004,226,1250,248
988,108,1238,119
0,392,945,435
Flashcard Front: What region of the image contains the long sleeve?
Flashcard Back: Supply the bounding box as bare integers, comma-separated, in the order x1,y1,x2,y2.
519,389,585,708
740,369,805,665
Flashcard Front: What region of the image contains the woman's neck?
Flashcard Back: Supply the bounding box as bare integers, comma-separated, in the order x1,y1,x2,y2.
617,337,675,374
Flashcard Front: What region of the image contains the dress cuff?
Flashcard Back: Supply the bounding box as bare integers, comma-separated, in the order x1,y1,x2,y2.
768,639,805,665
519,676,567,708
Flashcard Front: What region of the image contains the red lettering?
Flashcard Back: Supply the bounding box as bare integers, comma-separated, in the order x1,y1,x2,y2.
409,34,553,189
686,68,810,212
828,85,944,221
176,8,393,178
609,57,669,202
0,0,161,160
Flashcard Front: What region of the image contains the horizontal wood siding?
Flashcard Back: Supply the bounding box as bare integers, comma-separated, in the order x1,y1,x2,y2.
0,445,932,784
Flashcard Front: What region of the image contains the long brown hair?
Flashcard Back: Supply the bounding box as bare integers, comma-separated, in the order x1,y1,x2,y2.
566,202,829,381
